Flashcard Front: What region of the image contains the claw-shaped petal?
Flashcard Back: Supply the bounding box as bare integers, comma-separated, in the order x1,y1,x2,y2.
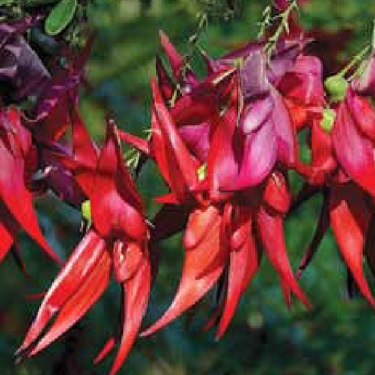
141,205,225,336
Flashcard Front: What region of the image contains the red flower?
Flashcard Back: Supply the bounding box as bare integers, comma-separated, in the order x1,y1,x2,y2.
131,79,310,340
294,70,375,307
19,119,151,375
332,88,375,198
0,107,59,263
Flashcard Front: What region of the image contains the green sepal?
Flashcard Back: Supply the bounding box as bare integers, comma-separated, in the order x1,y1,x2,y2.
324,74,348,102
320,108,336,133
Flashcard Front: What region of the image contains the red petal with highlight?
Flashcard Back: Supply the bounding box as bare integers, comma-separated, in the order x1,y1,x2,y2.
91,122,145,241
0,203,17,263
235,118,277,189
347,91,375,143
216,208,259,338
207,80,238,198
332,101,375,197
29,250,111,356
263,171,291,214
0,108,59,262
19,230,106,352
257,207,310,307
150,79,199,201
141,205,226,336
329,183,375,308
109,248,151,375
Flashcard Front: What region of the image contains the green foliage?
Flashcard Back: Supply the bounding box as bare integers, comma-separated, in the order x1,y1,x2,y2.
2,1,375,374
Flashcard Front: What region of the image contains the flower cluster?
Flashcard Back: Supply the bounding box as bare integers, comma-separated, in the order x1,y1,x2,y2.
2,1,375,374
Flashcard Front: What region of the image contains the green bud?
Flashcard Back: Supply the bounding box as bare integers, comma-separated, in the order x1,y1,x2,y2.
197,163,207,181
320,108,336,133
81,200,92,226
324,74,348,102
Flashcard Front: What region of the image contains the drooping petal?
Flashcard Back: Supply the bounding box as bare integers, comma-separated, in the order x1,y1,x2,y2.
257,207,310,307
332,100,375,197
271,88,297,166
28,250,111,356
109,247,151,375
346,90,375,142
329,183,375,308
216,208,259,338
0,109,59,262
141,205,226,336
94,337,116,364
18,230,106,353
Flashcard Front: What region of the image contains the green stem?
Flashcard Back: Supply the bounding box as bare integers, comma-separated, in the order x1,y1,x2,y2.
338,44,371,78
264,0,298,57
181,11,208,77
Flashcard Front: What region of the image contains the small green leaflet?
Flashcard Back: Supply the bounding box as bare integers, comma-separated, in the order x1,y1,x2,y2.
45,0,77,36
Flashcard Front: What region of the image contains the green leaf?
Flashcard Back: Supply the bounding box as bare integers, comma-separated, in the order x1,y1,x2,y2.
45,0,77,36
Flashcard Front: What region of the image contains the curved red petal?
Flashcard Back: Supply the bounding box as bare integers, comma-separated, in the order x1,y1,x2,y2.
257,207,310,307
109,248,151,375
141,206,225,336
19,230,106,352
216,212,259,338
332,101,375,197
329,184,375,308
29,250,111,356
347,91,375,143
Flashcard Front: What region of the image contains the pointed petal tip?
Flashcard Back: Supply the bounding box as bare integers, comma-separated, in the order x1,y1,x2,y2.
139,317,167,337
93,337,115,364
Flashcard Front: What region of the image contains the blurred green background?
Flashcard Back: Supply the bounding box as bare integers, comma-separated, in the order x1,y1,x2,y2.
2,0,375,374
